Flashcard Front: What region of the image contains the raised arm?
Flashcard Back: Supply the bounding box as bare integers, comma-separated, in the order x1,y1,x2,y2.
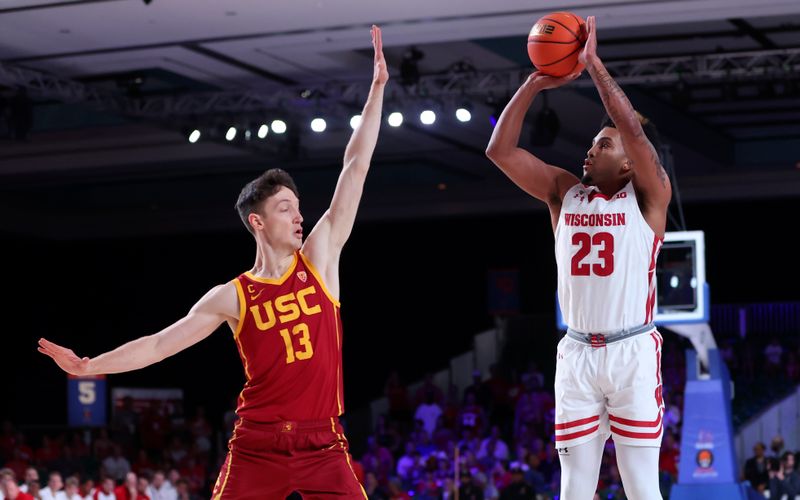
580,16,671,228
38,282,238,376
486,72,581,229
302,25,388,292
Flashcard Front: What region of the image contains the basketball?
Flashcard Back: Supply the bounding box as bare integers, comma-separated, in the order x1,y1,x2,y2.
527,12,587,77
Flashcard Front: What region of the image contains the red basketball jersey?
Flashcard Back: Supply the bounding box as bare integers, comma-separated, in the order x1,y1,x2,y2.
231,251,344,422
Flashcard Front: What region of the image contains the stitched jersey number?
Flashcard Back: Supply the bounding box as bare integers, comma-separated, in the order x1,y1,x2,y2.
279,323,314,364
571,232,614,276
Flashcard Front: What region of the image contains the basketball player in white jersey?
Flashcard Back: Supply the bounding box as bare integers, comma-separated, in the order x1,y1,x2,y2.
486,16,671,500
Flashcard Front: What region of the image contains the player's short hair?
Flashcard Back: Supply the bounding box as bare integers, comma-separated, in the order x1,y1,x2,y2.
600,112,663,163
236,168,300,235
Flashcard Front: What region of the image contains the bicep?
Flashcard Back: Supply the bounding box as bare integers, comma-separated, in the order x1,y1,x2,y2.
153,283,238,357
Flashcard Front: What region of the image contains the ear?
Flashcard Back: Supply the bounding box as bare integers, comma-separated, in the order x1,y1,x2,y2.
248,212,264,232
621,159,633,173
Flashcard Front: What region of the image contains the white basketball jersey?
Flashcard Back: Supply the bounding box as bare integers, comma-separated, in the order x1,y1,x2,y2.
555,181,662,333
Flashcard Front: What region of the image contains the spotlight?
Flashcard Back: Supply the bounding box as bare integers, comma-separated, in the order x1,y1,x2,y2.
271,120,287,134
387,112,403,127
257,124,269,139
225,126,237,141
350,114,362,130
455,106,472,123
419,109,436,125
188,129,201,143
310,118,326,133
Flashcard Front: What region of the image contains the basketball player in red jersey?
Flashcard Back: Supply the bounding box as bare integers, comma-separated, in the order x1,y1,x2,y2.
487,17,671,500
38,25,389,499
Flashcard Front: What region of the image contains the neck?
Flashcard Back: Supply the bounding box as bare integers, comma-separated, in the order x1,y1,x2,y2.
252,242,295,278
594,178,629,196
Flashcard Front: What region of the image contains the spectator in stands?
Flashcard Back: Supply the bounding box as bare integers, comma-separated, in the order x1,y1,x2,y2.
477,426,509,465
363,472,388,500
101,446,131,483
459,393,487,437
1,470,34,500
431,415,455,452
387,477,410,500
110,397,138,455
458,470,484,500
146,471,175,500
770,435,785,458
187,407,212,455
464,371,492,411
658,430,679,485
114,472,147,500
93,478,116,500
764,337,784,378
362,436,393,485
39,472,66,500
173,479,198,500
744,442,769,493
19,468,38,494
767,454,800,500
523,453,547,493
499,464,535,500
78,478,94,500
413,373,444,408
396,442,417,481
221,398,237,442
414,390,443,440
139,403,170,455
63,477,81,500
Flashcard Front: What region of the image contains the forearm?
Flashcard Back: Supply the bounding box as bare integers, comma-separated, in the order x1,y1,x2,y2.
86,334,162,375
585,57,641,135
342,81,385,171
486,82,539,157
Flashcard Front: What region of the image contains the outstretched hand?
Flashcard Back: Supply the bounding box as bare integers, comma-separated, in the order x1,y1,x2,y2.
579,15,598,66
525,70,581,91
371,25,389,85
38,338,91,376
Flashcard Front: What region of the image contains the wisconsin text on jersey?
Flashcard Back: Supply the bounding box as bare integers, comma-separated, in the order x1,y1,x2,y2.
563,213,626,227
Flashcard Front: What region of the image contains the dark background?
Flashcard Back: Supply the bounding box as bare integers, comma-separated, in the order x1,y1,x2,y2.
3,195,795,426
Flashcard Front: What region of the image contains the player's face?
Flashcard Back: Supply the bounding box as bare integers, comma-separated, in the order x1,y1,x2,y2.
584,127,628,186
260,186,304,251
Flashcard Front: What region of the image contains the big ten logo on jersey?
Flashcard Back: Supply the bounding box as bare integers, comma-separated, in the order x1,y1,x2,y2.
248,284,322,364
532,23,555,35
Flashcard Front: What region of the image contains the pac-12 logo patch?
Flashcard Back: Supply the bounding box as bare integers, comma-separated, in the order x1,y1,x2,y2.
296,271,308,283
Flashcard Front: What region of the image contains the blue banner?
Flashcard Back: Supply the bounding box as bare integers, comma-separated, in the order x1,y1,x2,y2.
67,375,106,427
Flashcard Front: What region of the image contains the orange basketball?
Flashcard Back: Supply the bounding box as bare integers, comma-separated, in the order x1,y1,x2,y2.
527,12,587,77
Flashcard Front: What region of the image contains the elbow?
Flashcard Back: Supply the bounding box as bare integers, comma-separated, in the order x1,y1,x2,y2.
485,143,503,163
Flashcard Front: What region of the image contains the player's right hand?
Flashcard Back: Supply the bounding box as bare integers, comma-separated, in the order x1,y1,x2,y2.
38,338,91,376
525,71,580,91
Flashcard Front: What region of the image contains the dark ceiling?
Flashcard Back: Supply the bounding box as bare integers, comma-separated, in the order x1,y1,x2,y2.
1,0,799,239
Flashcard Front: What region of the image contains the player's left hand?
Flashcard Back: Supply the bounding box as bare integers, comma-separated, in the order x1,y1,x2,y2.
38,338,92,376
372,25,389,85
579,15,598,66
